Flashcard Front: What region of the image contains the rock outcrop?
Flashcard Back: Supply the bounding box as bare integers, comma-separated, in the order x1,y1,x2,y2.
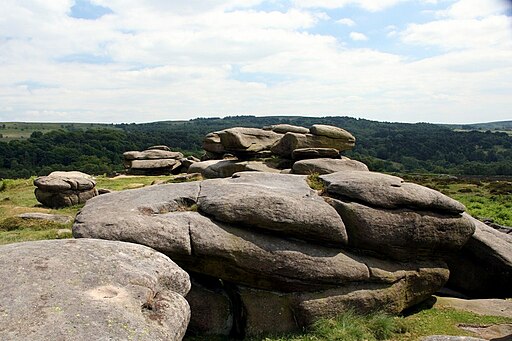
73,171,474,337
123,146,186,175
34,171,98,208
447,215,512,298
0,239,191,341
193,124,362,179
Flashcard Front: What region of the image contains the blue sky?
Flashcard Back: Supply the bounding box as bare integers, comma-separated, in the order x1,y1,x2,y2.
1,0,511,124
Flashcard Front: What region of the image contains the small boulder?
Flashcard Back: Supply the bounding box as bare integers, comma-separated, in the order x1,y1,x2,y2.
34,171,98,208
310,124,355,140
17,212,73,224
266,124,309,134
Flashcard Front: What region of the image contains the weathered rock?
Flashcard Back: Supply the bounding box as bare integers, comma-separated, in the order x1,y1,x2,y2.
170,173,203,183
17,212,73,224
123,149,183,160
292,157,369,174
148,145,171,151
220,128,282,152
187,160,279,179
266,124,309,134
291,147,340,160
129,158,180,169
434,296,512,318
329,199,475,259
72,172,468,337
447,215,512,298
310,124,355,140
186,277,233,336
202,132,225,154
34,171,98,208
34,171,96,191
198,175,348,244
459,324,512,340
0,239,191,341
321,171,466,214
271,132,355,158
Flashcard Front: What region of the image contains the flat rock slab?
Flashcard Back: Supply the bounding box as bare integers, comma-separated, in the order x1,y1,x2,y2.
310,124,356,140
291,148,341,160
123,150,183,160
292,157,369,174
271,132,355,158
435,296,512,318
17,212,73,224
266,124,309,134
34,171,96,191
0,239,191,341
321,171,466,214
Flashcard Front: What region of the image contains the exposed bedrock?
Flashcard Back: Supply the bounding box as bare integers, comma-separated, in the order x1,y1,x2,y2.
73,171,475,336
0,239,191,341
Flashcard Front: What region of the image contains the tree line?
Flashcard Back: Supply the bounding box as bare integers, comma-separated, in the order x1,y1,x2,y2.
1,116,511,179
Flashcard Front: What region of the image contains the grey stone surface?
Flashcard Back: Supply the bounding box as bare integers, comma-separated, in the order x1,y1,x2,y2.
0,239,191,341
123,149,183,160
217,127,282,155
310,124,356,140
292,157,369,174
266,124,309,134
321,171,466,214
202,132,225,154
271,132,355,158
447,215,512,298
291,147,341,160
198,176,347,244
128,158,180,169
329,199,475,259
34,171,98,208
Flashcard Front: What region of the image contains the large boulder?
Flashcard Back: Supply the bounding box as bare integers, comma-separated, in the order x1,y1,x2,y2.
123,150,184,160
203,128,282,158
447,215,512,298
123,147,184,175
34,171,98,208
0,239,191,341
271,131,355,159
188,159,279,179
292,157,369,175
72,172,471,336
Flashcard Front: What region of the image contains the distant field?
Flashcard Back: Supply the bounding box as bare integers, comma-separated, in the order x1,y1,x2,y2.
0,122,120,141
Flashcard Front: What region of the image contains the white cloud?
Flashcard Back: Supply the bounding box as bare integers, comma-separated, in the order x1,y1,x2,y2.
336,18,355,26
291,0,405,12
438,0,510,19
0,0,511,124
349,32,369,41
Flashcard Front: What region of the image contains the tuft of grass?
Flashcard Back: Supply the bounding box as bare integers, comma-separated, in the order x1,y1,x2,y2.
306,173,326,193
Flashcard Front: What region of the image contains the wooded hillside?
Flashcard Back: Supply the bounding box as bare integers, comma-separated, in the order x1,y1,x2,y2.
1,116,511,178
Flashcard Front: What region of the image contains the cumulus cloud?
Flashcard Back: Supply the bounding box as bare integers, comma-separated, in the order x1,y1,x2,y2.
336,18,356,26
0,0,511,123
349,32,369,41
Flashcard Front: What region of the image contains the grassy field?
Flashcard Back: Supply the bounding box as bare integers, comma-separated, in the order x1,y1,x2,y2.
0,122,120,141
1,173,511,340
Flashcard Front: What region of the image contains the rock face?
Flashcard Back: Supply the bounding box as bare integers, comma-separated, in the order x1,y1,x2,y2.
73,171,474,337
292,157,369,174
203,128,282,158
34,171,98,208
447,215,512,298
0,239,191,341
123,146,185,175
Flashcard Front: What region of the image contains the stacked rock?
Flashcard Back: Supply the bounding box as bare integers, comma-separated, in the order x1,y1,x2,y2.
193,124,367,178
73,171,476,337
34,171,97,208
123,145,197,175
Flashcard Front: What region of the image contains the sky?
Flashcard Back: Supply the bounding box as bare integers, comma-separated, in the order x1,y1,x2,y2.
1,0,511,124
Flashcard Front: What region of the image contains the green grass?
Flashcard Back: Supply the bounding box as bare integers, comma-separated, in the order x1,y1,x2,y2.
306,173,326,192
402,175,512,226
0,174,185,245
187,305,512,341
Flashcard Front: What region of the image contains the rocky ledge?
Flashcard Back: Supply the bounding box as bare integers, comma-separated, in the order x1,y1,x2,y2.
73,171,476,337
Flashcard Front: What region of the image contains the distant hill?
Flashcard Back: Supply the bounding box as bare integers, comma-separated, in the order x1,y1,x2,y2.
442,120,512,135
0,122,120,142
1,116,511,178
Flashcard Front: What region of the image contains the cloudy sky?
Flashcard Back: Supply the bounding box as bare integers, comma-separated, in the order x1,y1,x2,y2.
1,0,511,124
